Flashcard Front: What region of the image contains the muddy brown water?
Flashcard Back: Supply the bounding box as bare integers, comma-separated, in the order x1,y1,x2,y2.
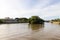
0,23,60,40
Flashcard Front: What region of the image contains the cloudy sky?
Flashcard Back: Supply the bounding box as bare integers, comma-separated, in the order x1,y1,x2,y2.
0,0,60,20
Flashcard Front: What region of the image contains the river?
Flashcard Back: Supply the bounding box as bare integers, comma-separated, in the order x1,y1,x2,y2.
0,23,60,40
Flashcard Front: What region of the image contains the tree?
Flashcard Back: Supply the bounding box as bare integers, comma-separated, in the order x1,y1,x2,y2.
29,16,44,24
0,19,3,23
15,18,28,23
19,18,28,23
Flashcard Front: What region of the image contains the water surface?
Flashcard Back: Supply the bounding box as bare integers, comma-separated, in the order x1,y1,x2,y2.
0,23,60,40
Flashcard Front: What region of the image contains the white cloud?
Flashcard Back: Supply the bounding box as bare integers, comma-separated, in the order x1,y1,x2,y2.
41,2,60,18
0,0,60,20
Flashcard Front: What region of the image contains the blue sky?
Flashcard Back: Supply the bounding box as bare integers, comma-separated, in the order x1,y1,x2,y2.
0,0,60,20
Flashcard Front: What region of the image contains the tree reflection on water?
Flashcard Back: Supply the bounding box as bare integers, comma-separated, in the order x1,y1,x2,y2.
28,24,44,32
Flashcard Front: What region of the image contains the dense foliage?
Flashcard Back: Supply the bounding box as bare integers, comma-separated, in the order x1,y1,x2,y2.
29,16,44,24
0,19,3,23
15,18,28,23
0,16,44,24
51,18,60,22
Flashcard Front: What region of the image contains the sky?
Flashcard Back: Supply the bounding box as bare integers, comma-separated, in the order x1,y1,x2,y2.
0,0,60,20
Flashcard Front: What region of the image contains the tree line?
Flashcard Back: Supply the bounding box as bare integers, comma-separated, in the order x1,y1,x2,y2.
0,16,44,24
51,18,60,22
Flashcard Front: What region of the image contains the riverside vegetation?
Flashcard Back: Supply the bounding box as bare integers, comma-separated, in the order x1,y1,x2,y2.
51,18,60,24
29,16,44,24
0,16,44,24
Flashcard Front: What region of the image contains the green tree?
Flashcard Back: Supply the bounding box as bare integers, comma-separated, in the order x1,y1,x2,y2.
0,19,3,23
15,18,28,23
51,18,60,22
29,16,44,24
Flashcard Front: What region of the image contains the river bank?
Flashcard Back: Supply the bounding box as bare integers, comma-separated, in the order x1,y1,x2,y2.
51,21,60,24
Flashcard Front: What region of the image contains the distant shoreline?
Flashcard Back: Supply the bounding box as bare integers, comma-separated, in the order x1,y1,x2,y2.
51,21,60,24
0,22,29,24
